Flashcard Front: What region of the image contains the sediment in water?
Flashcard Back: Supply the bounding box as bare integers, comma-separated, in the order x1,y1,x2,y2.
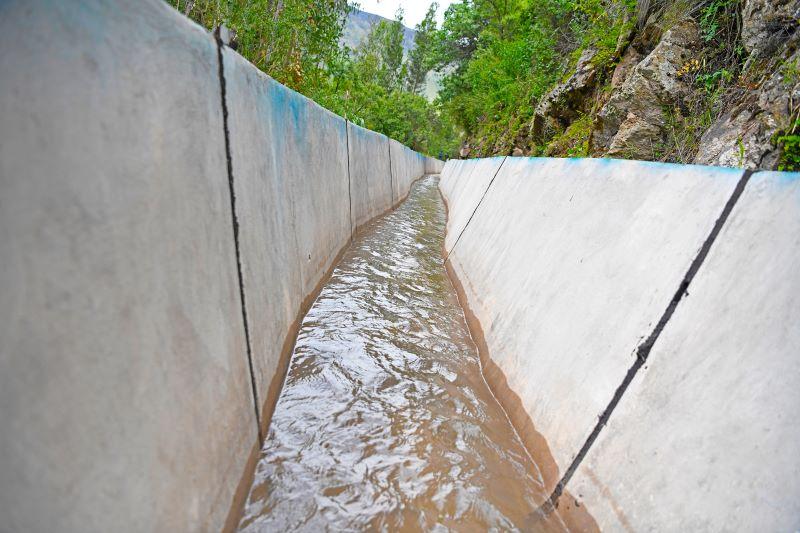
440,188,598,532
235,177,589,531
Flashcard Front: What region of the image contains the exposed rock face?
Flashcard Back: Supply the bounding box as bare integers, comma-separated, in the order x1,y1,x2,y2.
741,0,799,57
511,0,797,169
532,48,598,138
695,45,800,168
592,20,701,158
610,46,644,90
692,0,799,168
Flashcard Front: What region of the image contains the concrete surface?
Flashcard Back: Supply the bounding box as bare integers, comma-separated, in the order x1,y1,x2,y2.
0,1,432,530
440,157,506,253
222,49,351,410
389,139,426,202
347,122,394,230
570,170,800,531
0,1,257,531
440,157,743,476
425,156,445,175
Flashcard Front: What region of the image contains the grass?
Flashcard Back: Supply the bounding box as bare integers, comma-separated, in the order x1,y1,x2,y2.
775,117,800,171
545,114,593,157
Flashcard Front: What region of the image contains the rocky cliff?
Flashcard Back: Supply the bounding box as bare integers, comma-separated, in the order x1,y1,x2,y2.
465,0,799,171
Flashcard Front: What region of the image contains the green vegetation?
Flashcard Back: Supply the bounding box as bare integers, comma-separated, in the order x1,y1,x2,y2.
170,0,790,167
775,118,800,171
699,0,737,42
637,0,746,163
431,0,638,156
545,114,592,156
168,0,456,156
168,0,643,158
781,58,800,87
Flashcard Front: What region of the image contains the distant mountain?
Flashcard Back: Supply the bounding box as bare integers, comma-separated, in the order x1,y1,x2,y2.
341,8,442,101
341,8,416,54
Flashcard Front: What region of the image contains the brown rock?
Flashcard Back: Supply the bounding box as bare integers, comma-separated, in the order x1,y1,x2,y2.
741,0,799,57
592,20,701,159
610,46,644,90
532,48,598,137
694,46,800,169
608,112,664,157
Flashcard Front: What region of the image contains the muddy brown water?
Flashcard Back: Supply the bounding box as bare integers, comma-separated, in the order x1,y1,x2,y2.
237,177,568,532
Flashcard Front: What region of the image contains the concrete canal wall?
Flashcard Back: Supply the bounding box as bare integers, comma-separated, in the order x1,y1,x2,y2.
440,158,800,531
389,138,427,204
425,157,445,175
0,1,440,531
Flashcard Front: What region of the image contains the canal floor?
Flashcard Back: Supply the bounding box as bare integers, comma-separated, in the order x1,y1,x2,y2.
237,176,565,531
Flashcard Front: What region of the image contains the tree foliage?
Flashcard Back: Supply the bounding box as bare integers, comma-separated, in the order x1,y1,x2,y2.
167,0,455,157
169,0,754,162
431,0,636,155
406,3,439,94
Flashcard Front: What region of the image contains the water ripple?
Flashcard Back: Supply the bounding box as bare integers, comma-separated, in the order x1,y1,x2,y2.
238,177,562,532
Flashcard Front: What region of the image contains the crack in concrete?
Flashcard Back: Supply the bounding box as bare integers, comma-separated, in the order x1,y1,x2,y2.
215,27,262,442
541,168,755,513
445,156,508,261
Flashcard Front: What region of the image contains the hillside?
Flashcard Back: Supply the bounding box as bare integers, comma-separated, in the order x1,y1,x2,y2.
166,0,796,167
341,8,416,54
342,8,442,101
446,0,798,170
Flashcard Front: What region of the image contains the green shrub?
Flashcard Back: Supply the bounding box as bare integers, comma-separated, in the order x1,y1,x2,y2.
545,114,592,156
775,118,800,171
699,0,738,42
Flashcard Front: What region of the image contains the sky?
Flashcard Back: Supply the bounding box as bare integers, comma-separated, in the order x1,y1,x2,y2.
355,0,455,27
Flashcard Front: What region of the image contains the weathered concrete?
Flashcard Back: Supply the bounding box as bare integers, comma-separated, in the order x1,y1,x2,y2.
570,170,800,531
0,1,434,530
222,49,351,416
389,138,426,202
440,157,506,253
0,1,256,530
425,157,445,174
440,157,743,479
347,122,394,230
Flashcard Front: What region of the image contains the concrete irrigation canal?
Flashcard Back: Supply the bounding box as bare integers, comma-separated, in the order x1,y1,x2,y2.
1,1,799,532
236,177,579,531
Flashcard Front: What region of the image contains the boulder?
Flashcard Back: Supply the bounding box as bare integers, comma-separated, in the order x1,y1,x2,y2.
610,45,644,90
741,0,799,57
592,20,701,158
532,48,598,138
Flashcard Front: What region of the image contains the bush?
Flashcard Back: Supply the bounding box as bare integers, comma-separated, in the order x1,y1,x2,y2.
775,119,800,171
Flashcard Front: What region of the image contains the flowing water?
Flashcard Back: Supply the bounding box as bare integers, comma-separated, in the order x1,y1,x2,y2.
238,177,563,532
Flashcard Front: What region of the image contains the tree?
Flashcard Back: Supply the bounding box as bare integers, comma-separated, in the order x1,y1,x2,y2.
406,3,439,94
169,0,350,92
165,0,457,157
435,0,483,73
358,8,407,91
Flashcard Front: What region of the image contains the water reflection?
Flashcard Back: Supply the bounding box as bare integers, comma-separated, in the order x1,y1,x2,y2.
238,177,563,531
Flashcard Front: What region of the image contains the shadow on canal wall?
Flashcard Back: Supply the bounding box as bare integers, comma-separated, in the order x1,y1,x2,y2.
440,157,800,531
0,1,441,531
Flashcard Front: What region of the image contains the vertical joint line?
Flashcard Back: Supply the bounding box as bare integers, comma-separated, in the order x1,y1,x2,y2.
445,156,507,261
215,29,262,442
540,168,754,514
345,121,354,240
